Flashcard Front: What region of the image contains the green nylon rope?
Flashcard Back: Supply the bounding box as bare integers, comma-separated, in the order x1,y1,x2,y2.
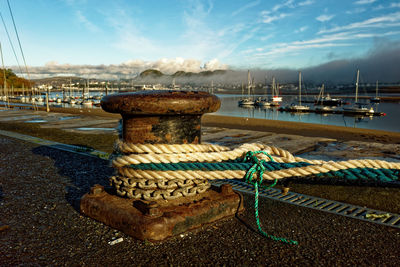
243,151,298,245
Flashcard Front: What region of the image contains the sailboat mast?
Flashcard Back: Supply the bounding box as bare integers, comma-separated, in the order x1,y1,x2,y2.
299,71,302,105
264,75,267,96
272,77,275,98
375,80,378,98
82,79,85,100
247,70,251,98
355,69,359,103
87,79,89,100
252,77,255,100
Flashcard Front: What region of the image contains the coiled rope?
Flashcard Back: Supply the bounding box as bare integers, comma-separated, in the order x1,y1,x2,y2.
111,141,400,201
110,140,399,245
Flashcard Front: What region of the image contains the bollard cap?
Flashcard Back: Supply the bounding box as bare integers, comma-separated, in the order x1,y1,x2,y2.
101,90,220,116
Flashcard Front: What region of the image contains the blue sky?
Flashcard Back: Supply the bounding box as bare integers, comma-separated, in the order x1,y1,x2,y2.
1,0,400,76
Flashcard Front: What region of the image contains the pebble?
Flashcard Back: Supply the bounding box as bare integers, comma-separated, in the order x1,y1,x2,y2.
108,237,124,245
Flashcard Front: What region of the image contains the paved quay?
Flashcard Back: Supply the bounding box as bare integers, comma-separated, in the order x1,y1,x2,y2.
1,108,400,265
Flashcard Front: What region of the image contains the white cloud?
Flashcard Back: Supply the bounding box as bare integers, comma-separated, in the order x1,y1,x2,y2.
318,12,400,34
316,14,335,22
346,7,366,14
105,2,242,62
250,28,400,59
232,0,260,16
23,58,228,79
260,33,274,41
355,0,376,4
295,26,308,33
75,10,100,33
261,0,295,16
255,42,351,58
391,3,400,8
294,31,400,46
272,0,294,12
262,13,289,23
373,4,385,10
298,0,314,6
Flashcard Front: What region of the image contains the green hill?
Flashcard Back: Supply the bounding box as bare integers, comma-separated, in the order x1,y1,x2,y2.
139,69,163,77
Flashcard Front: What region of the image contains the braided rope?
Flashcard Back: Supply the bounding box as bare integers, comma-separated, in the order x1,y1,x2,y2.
111,142,400,201
108,141,399,246
112,143,323,167
115,140,231,154
115,160,399,181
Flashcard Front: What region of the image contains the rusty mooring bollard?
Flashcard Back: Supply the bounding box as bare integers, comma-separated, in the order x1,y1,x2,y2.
100,90,220,144
80,90,243,241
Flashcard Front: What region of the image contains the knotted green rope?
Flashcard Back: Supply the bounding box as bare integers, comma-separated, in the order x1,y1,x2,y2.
243,151,298,245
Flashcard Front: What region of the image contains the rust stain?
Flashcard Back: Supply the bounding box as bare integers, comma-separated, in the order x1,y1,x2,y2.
165,133,172,143
80,184,244,241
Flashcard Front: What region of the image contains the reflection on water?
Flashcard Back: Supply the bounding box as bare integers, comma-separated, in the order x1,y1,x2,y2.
24,119,47,123
2,92,399,133
59,116,80,121
216,94,400,133
75,127,116,131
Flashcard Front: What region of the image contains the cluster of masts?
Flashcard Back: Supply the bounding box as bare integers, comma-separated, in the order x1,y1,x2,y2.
0,79,105,108
238,70,282,107
238,69,383,117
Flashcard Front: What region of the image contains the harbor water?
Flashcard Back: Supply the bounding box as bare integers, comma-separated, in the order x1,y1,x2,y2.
215,94,400,133
1,92,399,133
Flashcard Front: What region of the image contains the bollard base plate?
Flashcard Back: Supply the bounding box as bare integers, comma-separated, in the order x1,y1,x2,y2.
80,184,244,242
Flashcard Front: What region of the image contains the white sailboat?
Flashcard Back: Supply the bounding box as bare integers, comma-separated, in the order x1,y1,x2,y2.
81,79,93,107
270,77,281,106
343,69,374,115
286,71,310,112
255,75,271,107
238,70,255,106
271,77,282,104
370,80,381,103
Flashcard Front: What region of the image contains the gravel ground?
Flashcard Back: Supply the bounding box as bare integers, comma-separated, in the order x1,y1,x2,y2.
1,136,400,266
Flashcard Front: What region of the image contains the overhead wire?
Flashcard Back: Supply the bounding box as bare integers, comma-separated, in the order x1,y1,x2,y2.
0,10,23,75
6,0,36,109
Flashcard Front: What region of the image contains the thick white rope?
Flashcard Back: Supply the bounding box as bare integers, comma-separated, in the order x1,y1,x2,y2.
111,142,400,200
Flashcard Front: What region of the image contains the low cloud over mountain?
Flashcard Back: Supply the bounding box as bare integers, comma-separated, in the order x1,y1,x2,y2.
14,40,400,84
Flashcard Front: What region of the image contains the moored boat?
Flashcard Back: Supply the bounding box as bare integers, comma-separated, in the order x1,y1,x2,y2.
238,70,255,106
285,71,310,112
343,70,375,116
315,84,343,106
370,81,381,103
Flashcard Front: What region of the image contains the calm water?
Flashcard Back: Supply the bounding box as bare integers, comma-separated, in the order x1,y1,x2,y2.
2,92,399,133
215,94,400,133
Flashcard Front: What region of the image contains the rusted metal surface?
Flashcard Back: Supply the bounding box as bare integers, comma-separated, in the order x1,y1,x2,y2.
80,90,243,241
81,184,244,241
101,90,220,115
101,90,220,144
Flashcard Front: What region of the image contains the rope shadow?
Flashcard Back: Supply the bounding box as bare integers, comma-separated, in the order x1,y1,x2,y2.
32,145,114,212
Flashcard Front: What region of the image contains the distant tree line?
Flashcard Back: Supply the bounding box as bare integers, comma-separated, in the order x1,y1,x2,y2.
0,68,33,88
